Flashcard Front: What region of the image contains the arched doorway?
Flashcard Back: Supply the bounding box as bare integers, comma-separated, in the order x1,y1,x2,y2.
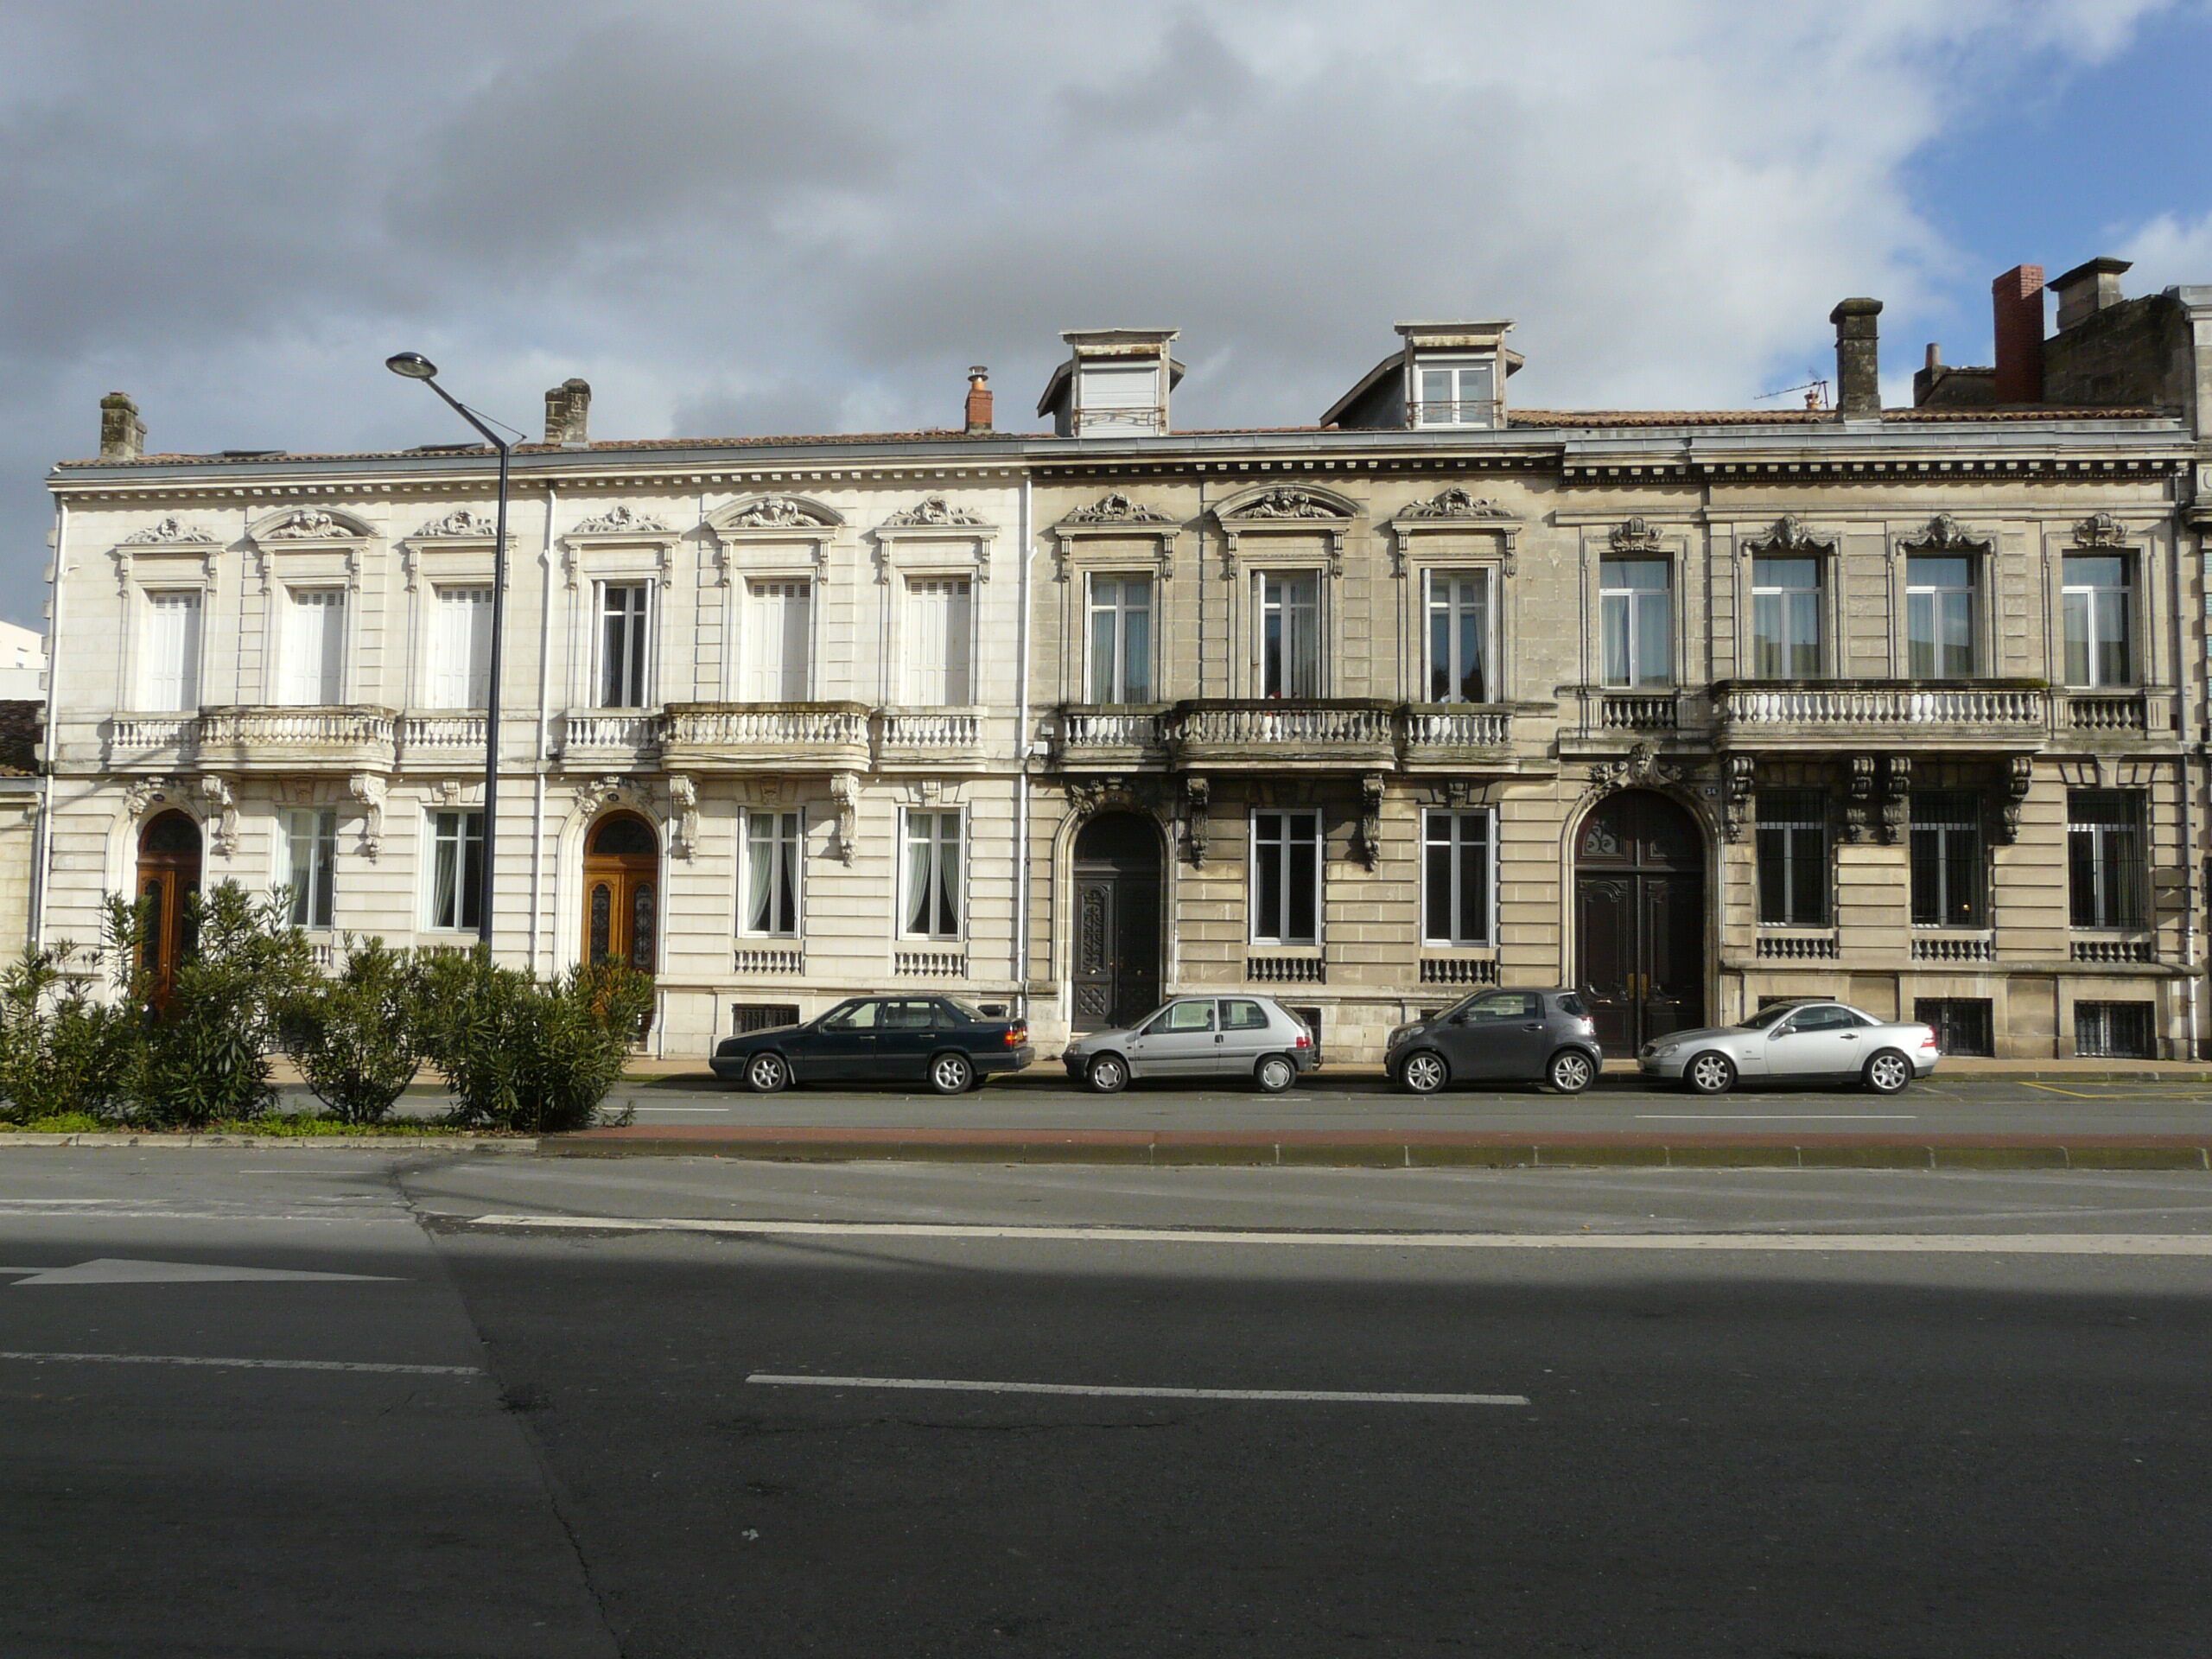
137,810,201,1008
582,812,659,971
1574,789,1706,1056
1071,812,1164,1030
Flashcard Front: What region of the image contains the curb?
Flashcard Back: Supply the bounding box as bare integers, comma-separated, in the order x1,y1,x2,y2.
539,1128,2212,1172
0,1132,538,1152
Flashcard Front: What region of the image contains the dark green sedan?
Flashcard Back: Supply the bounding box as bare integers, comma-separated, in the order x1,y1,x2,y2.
711,995,1033,1095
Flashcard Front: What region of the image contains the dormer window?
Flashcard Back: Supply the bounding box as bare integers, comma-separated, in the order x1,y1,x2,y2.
1038,329,1182,437
1414,359,1496,428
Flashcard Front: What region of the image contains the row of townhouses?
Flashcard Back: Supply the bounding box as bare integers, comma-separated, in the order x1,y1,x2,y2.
34,257,2212,1062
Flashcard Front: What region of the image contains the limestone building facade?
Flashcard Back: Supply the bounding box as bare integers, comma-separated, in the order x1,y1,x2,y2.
40,259,2212,1061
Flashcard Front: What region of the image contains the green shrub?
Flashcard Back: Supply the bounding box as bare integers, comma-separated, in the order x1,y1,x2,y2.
276,939,426,1124
108,882,315,1129
419,949,653,1133
0,944,131,1124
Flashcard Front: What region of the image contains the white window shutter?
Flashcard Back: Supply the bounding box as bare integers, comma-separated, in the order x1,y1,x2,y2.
141,591,201,711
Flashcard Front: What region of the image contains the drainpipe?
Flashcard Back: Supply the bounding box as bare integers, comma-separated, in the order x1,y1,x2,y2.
33,496,66,951
1014,474,1034,1014
2175,513,2201,1058
532,483,556,974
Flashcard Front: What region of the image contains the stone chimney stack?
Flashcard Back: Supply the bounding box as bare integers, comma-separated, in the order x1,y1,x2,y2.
1829,298,1883,418
1991,265,2045,403
99,391,144,461
2051,256,2131,331
963,366,993,435
543,378,592,447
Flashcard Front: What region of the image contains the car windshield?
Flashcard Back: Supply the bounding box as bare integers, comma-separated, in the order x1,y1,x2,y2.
1742,1003,1805,1031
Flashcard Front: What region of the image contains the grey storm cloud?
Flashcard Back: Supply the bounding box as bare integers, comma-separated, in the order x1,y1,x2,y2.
0,0,2179,624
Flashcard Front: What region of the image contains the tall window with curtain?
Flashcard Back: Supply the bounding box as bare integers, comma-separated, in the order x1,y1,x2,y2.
280,808,337,930
1599,559,1669,687
2062,556,2133,686
1425,570,1490,702
597,582,650,707
1905,556,1975,677
425,810,484,931
1751,557,1821,677
138,589,203,711
1258,572,1320,698
742,810,803,937
429,586,492,708
902,810,962,938
1087,574,1154,703
280,588,347,705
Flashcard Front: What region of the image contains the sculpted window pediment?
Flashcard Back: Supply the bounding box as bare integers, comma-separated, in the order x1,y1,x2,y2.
249,506,375,544
706,494,842,580
871,494,998,584
1384,487,1519,577
559,502,684,591
1740,514,1837,556
880,493,990,530
1052,493,1179,582
1213,483,1360,577
409,507,501,543
121,515,219,547
713,493,843,532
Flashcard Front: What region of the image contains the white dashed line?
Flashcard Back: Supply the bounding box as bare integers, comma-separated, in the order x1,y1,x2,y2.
747,1373,1528,1406
0,1351,481,1376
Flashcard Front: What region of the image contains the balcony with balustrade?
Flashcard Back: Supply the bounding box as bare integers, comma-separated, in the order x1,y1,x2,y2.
1049,706,1170,771
662,702,871,771
395,712,489,770
1713,679,2054,753
1397,702,1522,769
1166,701,1399,771
556,710,668,767
875,708,988,768
195,706,397,772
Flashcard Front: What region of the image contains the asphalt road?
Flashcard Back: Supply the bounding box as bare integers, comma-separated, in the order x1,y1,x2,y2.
3,1151,2210,1656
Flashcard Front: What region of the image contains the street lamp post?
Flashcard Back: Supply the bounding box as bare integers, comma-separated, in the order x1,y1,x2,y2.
385,353,508,950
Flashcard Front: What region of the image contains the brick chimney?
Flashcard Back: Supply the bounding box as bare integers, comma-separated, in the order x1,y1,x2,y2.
543,378,591,446
99,391,144,461
1991,265,2045,403
1829,298,1883,417
963,365,993,435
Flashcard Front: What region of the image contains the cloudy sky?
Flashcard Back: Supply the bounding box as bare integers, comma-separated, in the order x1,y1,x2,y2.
3,0,2209,624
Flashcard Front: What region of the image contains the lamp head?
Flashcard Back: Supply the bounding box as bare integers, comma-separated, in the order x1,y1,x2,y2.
385,352,439,380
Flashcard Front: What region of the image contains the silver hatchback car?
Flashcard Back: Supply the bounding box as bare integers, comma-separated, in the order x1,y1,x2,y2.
1063,995,1318,1093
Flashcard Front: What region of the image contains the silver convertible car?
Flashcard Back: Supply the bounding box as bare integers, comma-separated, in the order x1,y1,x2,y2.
1638,999,1941,1095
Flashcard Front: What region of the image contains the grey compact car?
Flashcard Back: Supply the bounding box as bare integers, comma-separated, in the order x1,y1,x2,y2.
1638,999,1940,1095
1385,988,1605,1094
1062,995,1318,1093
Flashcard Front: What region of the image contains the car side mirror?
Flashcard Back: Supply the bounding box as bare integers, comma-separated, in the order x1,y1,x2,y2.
1447,1014,1468,1026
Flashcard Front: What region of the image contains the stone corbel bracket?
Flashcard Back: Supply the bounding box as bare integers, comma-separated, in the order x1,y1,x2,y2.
348,772,386,860
1356,772,1386,871
199,774,238,858
668,773,699,861
830,772,859,865
1180,774,1211,867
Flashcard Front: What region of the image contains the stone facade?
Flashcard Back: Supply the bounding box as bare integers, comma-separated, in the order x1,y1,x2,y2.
40,277,2212,1063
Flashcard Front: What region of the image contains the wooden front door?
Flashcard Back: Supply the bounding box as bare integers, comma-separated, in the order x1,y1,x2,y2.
1574,790,1706,1056
137,810,202,1009
1071,812,1164,1031
582,812,659,972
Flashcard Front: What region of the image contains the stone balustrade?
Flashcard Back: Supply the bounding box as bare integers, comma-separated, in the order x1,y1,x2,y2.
664,702,871,770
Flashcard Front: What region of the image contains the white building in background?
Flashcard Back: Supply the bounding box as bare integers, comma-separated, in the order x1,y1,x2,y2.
0,618,47,699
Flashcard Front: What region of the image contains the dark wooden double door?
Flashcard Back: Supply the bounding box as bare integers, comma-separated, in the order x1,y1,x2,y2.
1575,790,1707,1056
1071,813,1163,1032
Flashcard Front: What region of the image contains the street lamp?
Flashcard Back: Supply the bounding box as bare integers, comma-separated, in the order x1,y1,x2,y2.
386,353,509,950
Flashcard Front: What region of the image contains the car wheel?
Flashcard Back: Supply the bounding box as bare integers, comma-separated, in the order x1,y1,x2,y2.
927,1052,975,1095
1863,1049,1913,1096
1683,1051,1737,1096
1546,1049,1596,1095
1085,1053,1128,1094
745,1052,790,1094
1255,1054,1297,1094
1397,1050,1448,1095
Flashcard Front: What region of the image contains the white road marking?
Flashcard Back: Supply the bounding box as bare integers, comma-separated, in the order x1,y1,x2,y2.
0,1258,397,1285
630,1108,735,1115
747,1373,1528,1406
466,1214,2212,1255
1633,1114,1917,1121
0,1350,480,1376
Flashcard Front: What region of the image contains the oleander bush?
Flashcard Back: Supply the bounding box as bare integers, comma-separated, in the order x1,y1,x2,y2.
0,945,131,1123
276,938,428,1125
417,948,653,1134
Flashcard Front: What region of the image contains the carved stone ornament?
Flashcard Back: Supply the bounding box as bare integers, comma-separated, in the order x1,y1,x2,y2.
346,773,386,861
1586,742,1685,798
1357,772,1386,872
1880,755,1912,844
1180,775,1211,868
1843,754,1878,844
1997,754,2034,845
1745,514,1836,555
1397,486,1512,521
1064,492,1171,525
2073,512,2128,549
262,509,355,540
830,772,859,866
1225,486,1344,521
882,494,987,528
124,777,184,821
728,495,833,529
1904,512,1991,555
122,515,216,545
200,775,238,857
668,773,699,861
1720,754,1755,842
572,503,672,536
1609,517,1665,554
415,507,497,539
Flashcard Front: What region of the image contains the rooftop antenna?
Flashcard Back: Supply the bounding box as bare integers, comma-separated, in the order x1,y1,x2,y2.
1758,375,1830,410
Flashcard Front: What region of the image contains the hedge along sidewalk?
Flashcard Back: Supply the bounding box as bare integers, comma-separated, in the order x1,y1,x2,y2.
538,1125,2212,1170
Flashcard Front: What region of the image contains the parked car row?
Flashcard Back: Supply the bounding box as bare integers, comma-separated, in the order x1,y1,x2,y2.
709,988,1943,1096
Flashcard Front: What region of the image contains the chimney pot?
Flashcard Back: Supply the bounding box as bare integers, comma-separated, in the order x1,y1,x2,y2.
964,365,993,435
1991,265,2045,403
2051,256,2132,331
543,378,591,446
1829,297,1883,417
99,391,145,461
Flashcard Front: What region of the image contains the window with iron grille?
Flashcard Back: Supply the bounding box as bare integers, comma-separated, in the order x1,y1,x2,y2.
730,1002,802,1034
1914,997,1993,1058
2069,791,2146,929
1757,790,1828,925
1910,791,1984,926
2075,1000,2153,1059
